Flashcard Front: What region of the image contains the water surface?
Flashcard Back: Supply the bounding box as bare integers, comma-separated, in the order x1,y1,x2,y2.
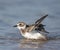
0,0,60,50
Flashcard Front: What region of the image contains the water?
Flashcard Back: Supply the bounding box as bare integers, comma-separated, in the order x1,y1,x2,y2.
0,0,60,50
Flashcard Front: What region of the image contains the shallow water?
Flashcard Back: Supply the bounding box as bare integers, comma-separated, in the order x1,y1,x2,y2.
0,0,60,50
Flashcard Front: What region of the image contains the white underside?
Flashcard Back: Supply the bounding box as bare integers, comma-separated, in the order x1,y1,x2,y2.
21,32,46,39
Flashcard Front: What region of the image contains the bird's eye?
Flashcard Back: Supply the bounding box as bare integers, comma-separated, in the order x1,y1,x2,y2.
19,24,22,26
19,23,24,27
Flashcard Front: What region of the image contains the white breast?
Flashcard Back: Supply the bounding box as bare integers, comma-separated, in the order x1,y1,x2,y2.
21,32,46,39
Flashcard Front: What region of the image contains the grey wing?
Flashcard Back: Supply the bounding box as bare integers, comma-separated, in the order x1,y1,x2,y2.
35,14,48,26
35,14,49,33
26,14,49,33
35,24,49,33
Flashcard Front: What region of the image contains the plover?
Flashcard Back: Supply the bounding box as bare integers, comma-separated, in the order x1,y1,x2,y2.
13,15,49,40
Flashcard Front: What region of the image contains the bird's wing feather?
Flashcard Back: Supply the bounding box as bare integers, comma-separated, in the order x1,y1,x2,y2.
35,14,48,26
26,14,48,32
26,24,35,32
35,14,48,33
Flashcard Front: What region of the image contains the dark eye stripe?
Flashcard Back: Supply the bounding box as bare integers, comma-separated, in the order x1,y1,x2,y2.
19,23,24,27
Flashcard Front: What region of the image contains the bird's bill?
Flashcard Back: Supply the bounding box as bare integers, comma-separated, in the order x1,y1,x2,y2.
13,25,17,27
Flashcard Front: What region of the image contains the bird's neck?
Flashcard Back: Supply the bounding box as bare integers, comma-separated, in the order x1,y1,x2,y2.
20,29,26,34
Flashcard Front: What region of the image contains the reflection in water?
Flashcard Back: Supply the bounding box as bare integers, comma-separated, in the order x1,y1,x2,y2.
19,39,48,48
0,0,60,49
0,36,47,48
0,35,60,49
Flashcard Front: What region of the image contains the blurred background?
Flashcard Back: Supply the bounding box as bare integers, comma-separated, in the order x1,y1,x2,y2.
0,0,60,50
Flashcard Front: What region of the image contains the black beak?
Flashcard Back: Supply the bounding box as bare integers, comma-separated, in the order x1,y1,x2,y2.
13,25,17,27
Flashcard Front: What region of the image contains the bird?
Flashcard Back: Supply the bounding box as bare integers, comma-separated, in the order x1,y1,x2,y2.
13,14,49,40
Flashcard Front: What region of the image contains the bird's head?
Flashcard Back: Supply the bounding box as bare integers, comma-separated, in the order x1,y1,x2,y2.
13,22,26,30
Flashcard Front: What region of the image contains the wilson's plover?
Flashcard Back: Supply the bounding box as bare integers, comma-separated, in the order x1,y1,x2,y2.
13,15,49,40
